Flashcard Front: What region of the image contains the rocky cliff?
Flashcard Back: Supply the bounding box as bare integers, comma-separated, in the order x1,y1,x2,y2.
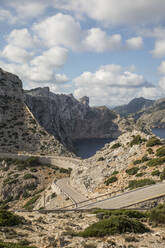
24,87,120,150
0,68,72,156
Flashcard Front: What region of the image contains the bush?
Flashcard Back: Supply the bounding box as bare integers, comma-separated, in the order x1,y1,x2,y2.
93,209,147,220
0,241,36,248
135,172,145,177
25,157,40,167
128,179,155,189
160,168,165,181
141,155,150,162
130,135,145,147
0,210,21,226
104,176,118,186
156,146,165,157
23,195,40,210
149,204,165,224
146,137,162,147
111,171,119,175
23,174,37,180
78,216,149,237
126,167,139,175
111,143,121,149
133,160,142,165
147,148,154,154
146,157,165,167
151,170,160,176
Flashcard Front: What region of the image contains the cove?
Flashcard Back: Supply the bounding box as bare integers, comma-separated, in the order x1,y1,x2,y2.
74,138,114,159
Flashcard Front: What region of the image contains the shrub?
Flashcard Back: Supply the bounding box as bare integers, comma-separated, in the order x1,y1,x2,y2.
126,167,139,175
26,157,40,167
104,176,118,186
111,143,121,149
23,174,37,180
151,170,160,176
146,157,165,167
156,146,165,157
128,179,155,189
130,135,146,147
141,155,150,162
111,170,119,175
133,160,142,165
160,168,165,181
93,209,147,220
147,148,154,154
0,210,21,226
0,241,36,248
23,195,40,210
146,137,162,147
135,172,145,177
78,216,149,237
149,204,165,224
51,193,57,199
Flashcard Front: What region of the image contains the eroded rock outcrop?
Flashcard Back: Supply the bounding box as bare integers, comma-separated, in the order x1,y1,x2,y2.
0,68,72,156
24,87,120,150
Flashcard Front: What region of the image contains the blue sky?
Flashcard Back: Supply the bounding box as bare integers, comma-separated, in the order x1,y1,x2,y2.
1,0,165,106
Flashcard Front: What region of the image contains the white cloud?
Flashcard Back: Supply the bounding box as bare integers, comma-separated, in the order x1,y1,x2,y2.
33,13,82,50
126,37,143,50
83,28,122,52
158,61,165,74
0,9,14,23
53,0,165,26
152,40,165,57
1,45,33,63
73,64,153,106
6,29,35,49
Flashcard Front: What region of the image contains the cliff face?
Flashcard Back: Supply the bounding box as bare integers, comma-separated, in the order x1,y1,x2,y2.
24,88,120,149
0,68,72,156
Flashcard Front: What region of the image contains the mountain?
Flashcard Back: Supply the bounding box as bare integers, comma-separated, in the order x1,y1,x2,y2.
113,97,154,117
136,97,165,129
24,87,120,150
0,68,72,156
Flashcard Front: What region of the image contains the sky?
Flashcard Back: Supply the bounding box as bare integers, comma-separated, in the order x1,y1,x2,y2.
1,1,165,106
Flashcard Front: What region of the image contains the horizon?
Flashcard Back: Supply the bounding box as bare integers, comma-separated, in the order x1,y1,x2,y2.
1,1,165,106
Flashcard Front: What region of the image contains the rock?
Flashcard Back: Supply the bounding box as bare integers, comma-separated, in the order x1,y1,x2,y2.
0,68,73,156
24,87,120,151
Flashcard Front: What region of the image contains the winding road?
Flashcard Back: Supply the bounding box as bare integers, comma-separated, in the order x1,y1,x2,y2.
56,178,165,209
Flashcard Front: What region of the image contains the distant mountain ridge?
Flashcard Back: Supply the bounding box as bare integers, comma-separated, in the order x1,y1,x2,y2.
113,97,154,117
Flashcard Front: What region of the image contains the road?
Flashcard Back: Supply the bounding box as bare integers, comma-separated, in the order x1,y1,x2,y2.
56,178,165,209
56,178,87,205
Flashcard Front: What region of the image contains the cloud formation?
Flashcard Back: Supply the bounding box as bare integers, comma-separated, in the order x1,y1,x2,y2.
73,64,154,106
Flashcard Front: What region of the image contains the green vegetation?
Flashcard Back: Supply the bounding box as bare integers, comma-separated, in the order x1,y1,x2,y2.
151,170,160,176
130,135,146,147
111,170,119,176
104,176,118,186
0,210,21,226
0,241,36,248
147,148,154,154
23,195,40,210
160,168,165,181
149,203,165,224
78,215,149,237
128,179,155,189
146,137,162,147
156,146,165,157
133,160,142,165
111,143,121,149
146,157,165,167
93,209,147,220
141,155,150,162
135,172,145,177
23,174,37,180
126,167,139,175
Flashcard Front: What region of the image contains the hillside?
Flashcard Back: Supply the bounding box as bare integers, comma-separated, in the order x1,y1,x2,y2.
113,97,154,117
0,68,73,156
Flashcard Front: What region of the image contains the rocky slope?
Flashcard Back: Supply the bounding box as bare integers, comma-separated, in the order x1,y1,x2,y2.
136,97,165,128
113,97,154,117
24,87,120,150
70,130,165,197
0,68,72,156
